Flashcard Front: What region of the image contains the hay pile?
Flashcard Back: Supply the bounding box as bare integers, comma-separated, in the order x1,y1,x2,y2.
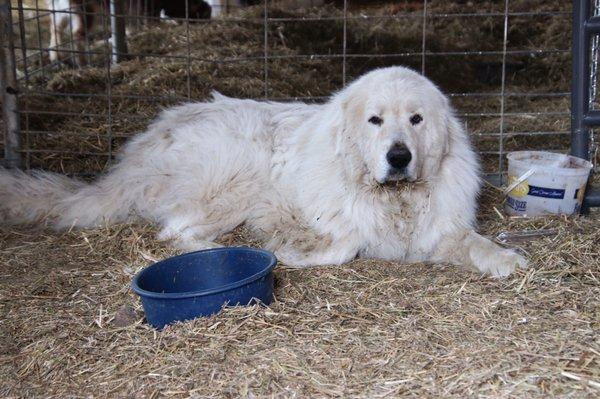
7,0,577,175
0,188,599,397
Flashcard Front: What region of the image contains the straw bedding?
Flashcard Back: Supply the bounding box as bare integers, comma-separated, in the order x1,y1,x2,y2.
1,1,599,397
0,189,599,398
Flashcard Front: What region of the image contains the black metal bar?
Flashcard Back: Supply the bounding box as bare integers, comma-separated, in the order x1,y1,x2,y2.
8,41,571,63
571,0,599,211
110,0,128,63
105,1,114,165
583,109,600,125
571,0,590,160
583,187,600,207
586,16,600,33
0,0,22,169
16,0,29,84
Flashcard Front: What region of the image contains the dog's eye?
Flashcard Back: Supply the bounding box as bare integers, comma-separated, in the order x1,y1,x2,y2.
368,116,383,126
410,114,423,125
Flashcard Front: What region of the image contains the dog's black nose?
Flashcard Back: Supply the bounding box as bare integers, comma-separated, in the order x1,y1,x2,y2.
386,143,412,169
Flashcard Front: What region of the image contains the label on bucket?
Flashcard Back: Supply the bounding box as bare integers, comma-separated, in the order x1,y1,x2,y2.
506,196,527,212
505,175,587,216
507,176,565,200
527,185,565,199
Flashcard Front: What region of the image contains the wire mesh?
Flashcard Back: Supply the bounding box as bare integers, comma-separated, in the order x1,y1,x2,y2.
1,0,574,180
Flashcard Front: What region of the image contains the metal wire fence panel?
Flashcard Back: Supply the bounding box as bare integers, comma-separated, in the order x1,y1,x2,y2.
0,0,580,181
589,0,600,167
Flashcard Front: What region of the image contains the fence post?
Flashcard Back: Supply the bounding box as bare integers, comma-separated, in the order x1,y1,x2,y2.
110,0,128,63
571,0,590,160
0,0,21,169
571,0,600,209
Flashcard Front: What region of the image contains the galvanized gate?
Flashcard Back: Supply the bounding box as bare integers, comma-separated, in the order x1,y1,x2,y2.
572,0,600,208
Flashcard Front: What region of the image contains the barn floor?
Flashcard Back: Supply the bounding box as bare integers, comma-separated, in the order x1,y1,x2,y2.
2,0,599,396
0,189,598,398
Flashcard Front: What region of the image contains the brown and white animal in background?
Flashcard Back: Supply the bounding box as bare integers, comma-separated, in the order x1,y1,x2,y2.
47,0,98,66
0,66,528,277
47,0,321,63
47,0,211,66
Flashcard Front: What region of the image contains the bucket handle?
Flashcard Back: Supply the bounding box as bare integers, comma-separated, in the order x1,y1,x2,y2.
503,168,535,196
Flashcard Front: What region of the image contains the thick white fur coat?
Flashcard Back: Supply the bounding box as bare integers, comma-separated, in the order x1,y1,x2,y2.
0,67,527,276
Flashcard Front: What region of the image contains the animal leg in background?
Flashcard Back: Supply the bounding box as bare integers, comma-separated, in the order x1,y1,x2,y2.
48,0,95,66
48,2,69,63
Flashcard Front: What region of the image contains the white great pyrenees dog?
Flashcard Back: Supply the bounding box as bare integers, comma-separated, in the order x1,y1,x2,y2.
0,66,527,277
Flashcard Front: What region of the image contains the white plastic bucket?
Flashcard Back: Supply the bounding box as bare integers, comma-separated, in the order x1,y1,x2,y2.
505,151,593,216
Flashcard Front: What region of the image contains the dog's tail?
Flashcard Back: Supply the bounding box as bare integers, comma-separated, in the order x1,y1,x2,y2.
0,167,137,229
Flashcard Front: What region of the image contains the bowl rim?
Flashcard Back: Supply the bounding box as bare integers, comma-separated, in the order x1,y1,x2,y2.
131,247,277,299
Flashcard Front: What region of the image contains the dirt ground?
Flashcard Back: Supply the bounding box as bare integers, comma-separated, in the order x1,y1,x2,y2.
0,189,599,398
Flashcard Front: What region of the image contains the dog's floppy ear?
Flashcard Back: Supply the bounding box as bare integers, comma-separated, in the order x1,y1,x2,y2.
420,99,462,179
330,89,352,155
322,98,343,155
436,92,465,157
444,106,472,157
331,86,365,155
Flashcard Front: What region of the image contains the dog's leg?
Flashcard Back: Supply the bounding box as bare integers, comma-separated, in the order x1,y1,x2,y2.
158,226,225,251
271,228,360,268
157,204,249,252
275,241,359,267
431,229,528,277
72,8,87,67
49,8,71,64
48,11,61,63
158,221,231,252
249,199,359,267
249,199,360,267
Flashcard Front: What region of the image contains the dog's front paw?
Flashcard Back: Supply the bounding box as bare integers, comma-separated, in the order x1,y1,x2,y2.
275,247,311,268
476,248,528,277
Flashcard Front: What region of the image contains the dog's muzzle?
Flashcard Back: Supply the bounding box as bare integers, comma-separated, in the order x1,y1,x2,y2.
385,142,412,181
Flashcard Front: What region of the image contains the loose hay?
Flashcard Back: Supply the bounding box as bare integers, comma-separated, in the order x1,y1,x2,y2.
0,188,598,398
1,1,599,397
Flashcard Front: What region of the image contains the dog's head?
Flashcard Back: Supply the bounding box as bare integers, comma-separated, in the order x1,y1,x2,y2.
332,66,463,185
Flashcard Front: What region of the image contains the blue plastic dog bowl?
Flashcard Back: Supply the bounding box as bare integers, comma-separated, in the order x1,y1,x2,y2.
131,247,277,329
